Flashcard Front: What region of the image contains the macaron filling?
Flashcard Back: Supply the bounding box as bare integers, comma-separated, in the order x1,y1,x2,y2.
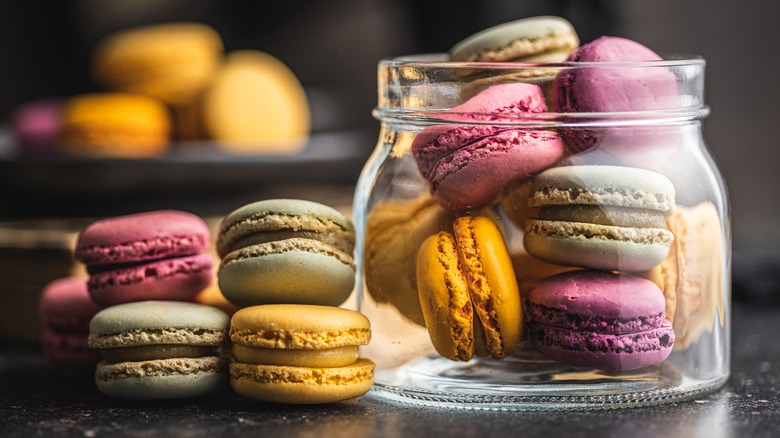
232,344,359,368
224,229,355,256
538,205,667,229
526,303,669,335
221,239,355,270
100,345,218,362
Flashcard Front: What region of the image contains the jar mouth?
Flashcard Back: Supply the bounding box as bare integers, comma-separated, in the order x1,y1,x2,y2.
382,53,707,68
376,53,708,126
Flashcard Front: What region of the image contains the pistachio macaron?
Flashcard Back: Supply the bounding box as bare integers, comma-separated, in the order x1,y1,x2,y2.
416,216,522,361
217,199,356,307
524,165,676,272
229,304,374,404
88,301,229,399
449,16,579,63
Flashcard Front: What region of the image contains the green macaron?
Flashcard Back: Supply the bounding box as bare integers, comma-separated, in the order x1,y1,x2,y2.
524,165,675,272
449,16,579,63
89,301,230,399
216,199,356,307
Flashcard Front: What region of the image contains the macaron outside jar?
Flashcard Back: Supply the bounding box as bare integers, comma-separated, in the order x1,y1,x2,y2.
353,43,729,409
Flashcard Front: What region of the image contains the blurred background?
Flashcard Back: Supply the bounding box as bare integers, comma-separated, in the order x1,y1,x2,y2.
0,0,777,325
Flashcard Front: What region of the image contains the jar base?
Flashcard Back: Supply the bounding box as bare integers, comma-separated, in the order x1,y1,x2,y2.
372,351,727,411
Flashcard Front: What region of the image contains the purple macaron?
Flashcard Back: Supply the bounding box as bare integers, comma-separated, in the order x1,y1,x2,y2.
75,210,214,306
412,83,564,211
10,99,64,156
553,36,680,166
527,270,674,371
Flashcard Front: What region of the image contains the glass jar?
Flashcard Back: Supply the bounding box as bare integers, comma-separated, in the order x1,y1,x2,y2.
354,54,729,410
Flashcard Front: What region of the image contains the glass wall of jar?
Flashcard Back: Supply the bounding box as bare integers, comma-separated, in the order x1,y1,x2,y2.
353,55,729,410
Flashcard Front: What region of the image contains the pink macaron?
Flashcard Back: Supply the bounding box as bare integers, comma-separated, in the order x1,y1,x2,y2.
38,276,104,367
75,210,214,306
527,270,675,371
412,83,564,211
553,36,680,167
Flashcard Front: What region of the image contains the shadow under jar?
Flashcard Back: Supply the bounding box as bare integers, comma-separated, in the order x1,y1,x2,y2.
354,54,729,410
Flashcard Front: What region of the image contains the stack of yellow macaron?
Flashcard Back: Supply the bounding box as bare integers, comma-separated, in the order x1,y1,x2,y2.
229,305,374,404
215,199,375,404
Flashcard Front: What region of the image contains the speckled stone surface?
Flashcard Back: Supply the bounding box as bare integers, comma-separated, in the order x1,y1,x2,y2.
2,304,779,437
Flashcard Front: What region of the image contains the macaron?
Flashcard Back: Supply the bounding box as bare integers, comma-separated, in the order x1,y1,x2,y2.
217,199,355,307
412,83,565,211
199,50,310,154
524,165,675,272
658,202,724,350
364,195,449,326
527,270,675,371
552,36,680,165
93,22,223,105
58,93,170,158
449,16,579,63
416,216,522,361
229,304,374,404
89,301,229,399
38,276,104,367
75,210,213,306
10,99,64,156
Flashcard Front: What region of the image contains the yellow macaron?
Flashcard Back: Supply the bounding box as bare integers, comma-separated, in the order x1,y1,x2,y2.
416,216,523,361
93,22,223,105
58,93,170,157
229,304,374,404
199,50,311,154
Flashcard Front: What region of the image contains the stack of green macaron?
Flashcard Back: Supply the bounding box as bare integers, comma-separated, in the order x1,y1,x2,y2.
215,199,375,404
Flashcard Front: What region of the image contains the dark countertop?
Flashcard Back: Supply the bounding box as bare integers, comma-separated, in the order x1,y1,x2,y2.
2,303,778,438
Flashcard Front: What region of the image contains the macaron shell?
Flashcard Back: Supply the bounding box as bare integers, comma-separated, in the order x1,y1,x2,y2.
416,232,474,361
42,329,102,367
529,165,676,213
428,129,565,210
552,36,680,159
453,216,522,358
524,221,673,272
39,276,103,331
58,93,170,157
87,253,214,306
530,322,674,371
218,240,355,307
93,23,223,105
230,304,370,350
76,210,210,266
660,202,724,350
449,16,579,62
89,300,230,339
95,356,227,399
364,195,449,327
528,271,668,319
217,199,354,259
229,359,375,404
203,50,310,153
